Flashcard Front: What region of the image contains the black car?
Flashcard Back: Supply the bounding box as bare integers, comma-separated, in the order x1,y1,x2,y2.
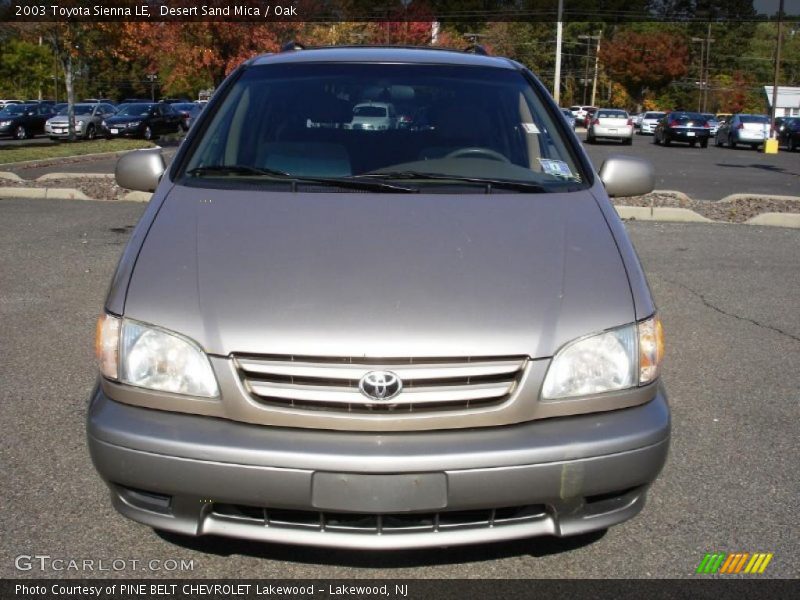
0,103,56,139
170,102,203,131
653,112,711,148
778,117,800,152
103,102,182,140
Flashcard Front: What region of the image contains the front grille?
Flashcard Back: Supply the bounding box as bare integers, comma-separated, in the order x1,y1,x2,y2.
233,355,527,413
211,504,548,534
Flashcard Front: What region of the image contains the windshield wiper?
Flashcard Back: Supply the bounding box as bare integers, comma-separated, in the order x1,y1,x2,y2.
187,165,291,177
186,165,417,193
353,171,549,193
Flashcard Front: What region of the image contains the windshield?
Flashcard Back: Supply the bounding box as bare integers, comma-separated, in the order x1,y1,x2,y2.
116,103,154,116
57,105,95,116
598,110,627,118
1,105,26,115
644,112,664,119
182,63,587,192
741,115,769,123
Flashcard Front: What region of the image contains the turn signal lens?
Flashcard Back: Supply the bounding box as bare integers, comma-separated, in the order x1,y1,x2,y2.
95,313,121,380
638,315,665,385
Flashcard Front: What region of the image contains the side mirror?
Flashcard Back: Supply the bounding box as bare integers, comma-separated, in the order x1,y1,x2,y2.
115,149,165,193
599,155,655,198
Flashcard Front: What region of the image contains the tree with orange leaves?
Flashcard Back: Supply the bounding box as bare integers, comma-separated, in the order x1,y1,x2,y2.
600,28,689,106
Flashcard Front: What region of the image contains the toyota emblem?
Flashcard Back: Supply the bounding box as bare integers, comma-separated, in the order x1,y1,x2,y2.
359,371,403,401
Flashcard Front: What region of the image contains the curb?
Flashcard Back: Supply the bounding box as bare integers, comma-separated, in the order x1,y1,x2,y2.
0,187,90,200
745,213,800,228
614,206,713,223
36,172,115,181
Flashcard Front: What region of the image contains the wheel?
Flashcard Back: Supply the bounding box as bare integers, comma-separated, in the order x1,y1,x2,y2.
663,135,671,146
587,134,595,144
715,135,722,147
444,147,509,162
728,136,736,148
623,137,632,145
85,124,96,140
653,132,660,145
750,144,758,150
690,140,696,147
13,124,27,140
791,139,798,152
143,126,153,141
700,139,708,149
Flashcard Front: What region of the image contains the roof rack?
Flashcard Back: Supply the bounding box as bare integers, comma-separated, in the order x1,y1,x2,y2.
463,44,488,55
281,41,305,52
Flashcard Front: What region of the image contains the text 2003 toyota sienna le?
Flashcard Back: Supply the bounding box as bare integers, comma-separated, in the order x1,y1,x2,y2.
88,46,669,550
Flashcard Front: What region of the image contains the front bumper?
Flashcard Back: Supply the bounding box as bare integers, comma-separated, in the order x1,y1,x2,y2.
87,385,670,549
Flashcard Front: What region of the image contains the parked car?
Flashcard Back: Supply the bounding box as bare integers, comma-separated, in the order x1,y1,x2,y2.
653,111,711,148
777,117,800,151
103,102,182,140
715,113,733,125
570,105,597,127
170,102,203,131
715,114,770,149
347,102,397,131
0,102,55,139
560,107,576,129
0,99,23,110
638,111,665,135
45,102,117,140
90,46,668,551
700,113,720,136
586,108,633,144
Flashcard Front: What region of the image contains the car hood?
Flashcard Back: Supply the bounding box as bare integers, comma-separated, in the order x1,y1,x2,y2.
48,115,92,123
123,185,635,358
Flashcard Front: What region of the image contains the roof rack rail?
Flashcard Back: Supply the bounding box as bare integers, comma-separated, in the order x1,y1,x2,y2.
463,44,488,55
281,41,305,52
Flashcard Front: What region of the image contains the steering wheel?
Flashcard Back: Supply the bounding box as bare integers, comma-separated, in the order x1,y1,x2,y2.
445,147,510,162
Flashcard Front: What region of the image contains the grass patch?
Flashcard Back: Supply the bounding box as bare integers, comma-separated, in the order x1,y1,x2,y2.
0,138,157,165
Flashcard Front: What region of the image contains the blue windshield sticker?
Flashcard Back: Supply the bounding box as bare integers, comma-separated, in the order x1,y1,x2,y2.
538,159,574,178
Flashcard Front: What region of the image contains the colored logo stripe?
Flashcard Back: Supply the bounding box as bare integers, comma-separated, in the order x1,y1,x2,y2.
697,552,773,574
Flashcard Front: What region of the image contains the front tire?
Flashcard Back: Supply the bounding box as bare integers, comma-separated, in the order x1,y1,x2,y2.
700,139,708,149
85,124,96,140
623,137,633,145
13,125,27,140
143,126,153,141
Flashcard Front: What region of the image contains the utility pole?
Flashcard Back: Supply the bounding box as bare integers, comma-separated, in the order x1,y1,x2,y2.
553,0,563,104
590,31,602,107
770,0,784,139
691,37,705,112
147,73,158,101
703,23,714,113
578,34,600,105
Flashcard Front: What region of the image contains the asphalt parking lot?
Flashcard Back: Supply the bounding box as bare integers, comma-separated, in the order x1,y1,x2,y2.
0,198,797,579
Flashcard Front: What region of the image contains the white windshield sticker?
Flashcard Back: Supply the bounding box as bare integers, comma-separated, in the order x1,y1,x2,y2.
538,159,574,178
522,122,540,134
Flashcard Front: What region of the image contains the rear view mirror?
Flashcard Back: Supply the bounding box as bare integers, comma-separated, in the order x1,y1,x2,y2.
599,155,655,198
115,149,165,193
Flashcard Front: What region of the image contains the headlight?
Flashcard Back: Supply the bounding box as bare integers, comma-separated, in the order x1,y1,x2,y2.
101,120,107,128
75,121,83,129
95,315,219,397
0,121,10,127
542,315,664,400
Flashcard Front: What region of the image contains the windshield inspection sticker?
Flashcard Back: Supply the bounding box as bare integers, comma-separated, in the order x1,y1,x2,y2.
522,122,540,134
538,159,574,178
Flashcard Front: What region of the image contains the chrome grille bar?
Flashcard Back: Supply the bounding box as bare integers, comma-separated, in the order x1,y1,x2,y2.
234,355,527,412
